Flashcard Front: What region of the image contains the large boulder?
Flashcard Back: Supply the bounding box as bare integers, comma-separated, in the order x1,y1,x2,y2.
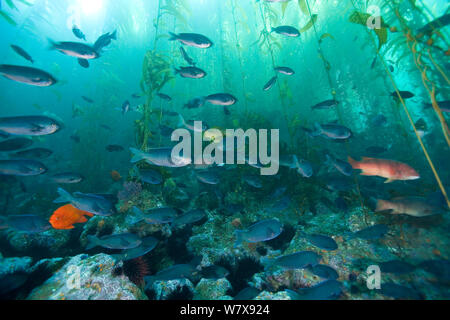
27,254,147,300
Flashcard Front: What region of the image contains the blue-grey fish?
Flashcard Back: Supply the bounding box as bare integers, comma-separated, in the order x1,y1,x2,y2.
278,154,298,168
299,232,338,251
264,251,322,269
326,154,353,176
111,236,158,261
419,259,450,282
274,66,295,75
106,144,124,152
172,209,207,227
82,96,94,103
205,93,238,106
10,148,53,159
424,100,450,113
0,214,51,233
0,65,57,87
196,170,220,185
379,260,416,274
174,66,207,79
139,169,163,185
243,175,263,188
178,115,209,132
268,195,291,213
234,287,261,300
380,282,422,300
0,138,33,152
169,32,213,48
54,187,117,216
270,186,287,199
245,156,265,169
78,58,89,68
201,265,230,280
86,233,141,250
93,30,117,51
49,172,84,184
311,99,339,110
131,206,178,225
10,45,34,63
130,147,191,168
179,46,196,65
0,159,47,176
145,263,199,289
308,264,339,280
308,123,352,140
286,280,342,300
295,156,313,178
391,91,414,100
49,40,99,60
418,13,450,36
0,131,10,139
157,93,172,101
184,97,205,109
122,100,130,115
272,26,301,37
263,76,277,91
72,25,86,41
348,224,388,240
235,219,283,246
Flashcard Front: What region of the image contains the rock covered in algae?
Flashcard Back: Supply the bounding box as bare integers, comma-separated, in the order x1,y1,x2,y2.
27,254,147,300
0,256,33,277
194,278,232,299
255,291,291,300
149,278,195,300
4,229,71,256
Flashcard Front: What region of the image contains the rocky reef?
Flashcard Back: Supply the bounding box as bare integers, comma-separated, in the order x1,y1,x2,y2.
27,254,147,300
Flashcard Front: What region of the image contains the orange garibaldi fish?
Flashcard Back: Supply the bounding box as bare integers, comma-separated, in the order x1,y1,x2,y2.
348,156,420,183
50,204,93,230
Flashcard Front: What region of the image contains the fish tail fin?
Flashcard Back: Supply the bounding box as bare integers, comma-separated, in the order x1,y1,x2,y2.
285,289,301,300
234,230,245,248
130,148,145,163
343,231,354,241
375,199,393,213
177,113,185,127
110,30,117,40
313,122,322,134
129,206,144,224
347,156,359,169
168,32,178,41
47,38,57,50
86,235,100,250
53,188,72,204
173,67,180,75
